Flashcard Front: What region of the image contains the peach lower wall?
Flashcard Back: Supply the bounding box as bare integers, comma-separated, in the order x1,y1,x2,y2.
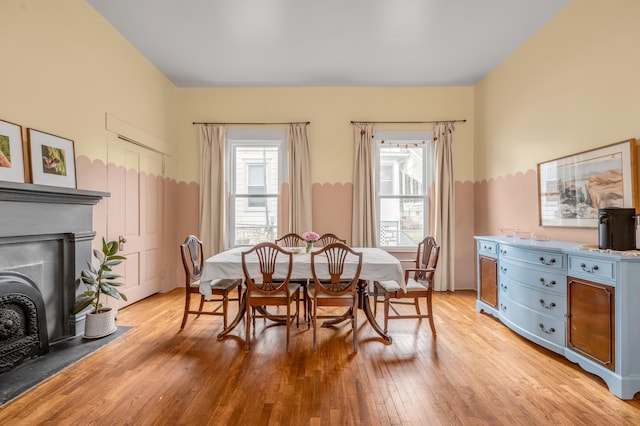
76,154,476,293
474,169,598,245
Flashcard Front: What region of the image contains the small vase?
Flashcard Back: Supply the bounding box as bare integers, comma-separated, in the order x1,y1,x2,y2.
306,241,313,253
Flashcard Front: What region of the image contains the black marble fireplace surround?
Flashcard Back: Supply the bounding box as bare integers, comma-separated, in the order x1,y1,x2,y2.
0,181,108,371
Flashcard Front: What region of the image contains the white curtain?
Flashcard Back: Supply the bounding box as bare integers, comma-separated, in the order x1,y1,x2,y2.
351,123,377,247
433,122,455,291
199,124,226,258
287,123,313,233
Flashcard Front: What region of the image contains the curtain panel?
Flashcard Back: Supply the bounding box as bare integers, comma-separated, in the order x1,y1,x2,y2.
433,122,455,291
287,123,313,234
199,124,226,258
351,123,377,247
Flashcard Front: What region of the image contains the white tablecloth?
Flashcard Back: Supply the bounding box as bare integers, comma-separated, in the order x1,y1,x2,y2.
199,247,405,299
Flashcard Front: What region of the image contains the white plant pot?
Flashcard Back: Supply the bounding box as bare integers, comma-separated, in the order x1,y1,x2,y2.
84,308,117,339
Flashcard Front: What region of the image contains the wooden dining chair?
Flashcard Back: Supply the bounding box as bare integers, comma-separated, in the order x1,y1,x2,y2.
242,242,301,352
318,233,347,247
373,235,440,335
275,233,304,247
180,235,242,330
309,243,362,352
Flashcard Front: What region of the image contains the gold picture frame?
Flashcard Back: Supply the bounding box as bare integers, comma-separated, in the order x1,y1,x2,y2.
537,139,638,228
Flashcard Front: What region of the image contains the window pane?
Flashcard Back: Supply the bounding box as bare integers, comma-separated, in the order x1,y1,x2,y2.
234,146,279,194
233,196,278,246
247,164,266,207
378,147,423,196
379,197,424,246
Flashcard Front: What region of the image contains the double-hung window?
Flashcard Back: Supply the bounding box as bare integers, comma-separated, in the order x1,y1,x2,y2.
226,129,287,248
375,131,435,249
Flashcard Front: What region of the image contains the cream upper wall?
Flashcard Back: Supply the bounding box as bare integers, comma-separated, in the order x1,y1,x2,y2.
474,0,640,181
171,87,474,184
0,0,176,174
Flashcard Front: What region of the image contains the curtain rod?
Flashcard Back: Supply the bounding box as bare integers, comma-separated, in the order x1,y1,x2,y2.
192,121,310,125
350,119,466,124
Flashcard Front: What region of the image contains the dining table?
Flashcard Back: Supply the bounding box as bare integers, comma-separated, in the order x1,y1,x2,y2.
199,246,406,343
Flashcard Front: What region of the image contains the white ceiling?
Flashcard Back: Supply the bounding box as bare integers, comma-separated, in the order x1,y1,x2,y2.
86,0,570,88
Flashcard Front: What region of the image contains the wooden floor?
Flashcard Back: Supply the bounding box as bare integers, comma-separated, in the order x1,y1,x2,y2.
1,289,639,425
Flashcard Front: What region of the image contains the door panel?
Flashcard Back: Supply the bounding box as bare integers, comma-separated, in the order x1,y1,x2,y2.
107,134,163,308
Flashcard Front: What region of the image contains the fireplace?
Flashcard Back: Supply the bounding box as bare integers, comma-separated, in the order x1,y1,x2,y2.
0,181,107,371
0,272,48,372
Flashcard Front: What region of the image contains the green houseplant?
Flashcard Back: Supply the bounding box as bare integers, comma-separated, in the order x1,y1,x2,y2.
72,238,127,338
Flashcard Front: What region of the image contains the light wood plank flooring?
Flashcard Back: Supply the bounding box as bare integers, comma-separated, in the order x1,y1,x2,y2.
1,289,639,425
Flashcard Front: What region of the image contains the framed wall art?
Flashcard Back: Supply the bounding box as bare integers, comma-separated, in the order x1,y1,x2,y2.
27,128,77,188
0,119,26,183
537,139,638,227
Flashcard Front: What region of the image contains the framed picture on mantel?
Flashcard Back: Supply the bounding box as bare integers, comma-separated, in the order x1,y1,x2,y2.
27,128,77,188
537,139,638,228
0,119,26,183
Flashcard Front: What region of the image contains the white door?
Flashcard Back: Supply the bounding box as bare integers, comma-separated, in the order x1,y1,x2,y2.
107,134,164,308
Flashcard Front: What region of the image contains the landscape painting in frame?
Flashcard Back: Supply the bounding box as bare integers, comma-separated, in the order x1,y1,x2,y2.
0,119,25,183
27,128,77,188
537,139,638,227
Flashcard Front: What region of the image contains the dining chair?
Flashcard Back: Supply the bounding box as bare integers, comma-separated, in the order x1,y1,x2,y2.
318,233,347,247
373,235,440,335
179,235,242,330
275,233,305,247
309,243,362,352
242,242,301,352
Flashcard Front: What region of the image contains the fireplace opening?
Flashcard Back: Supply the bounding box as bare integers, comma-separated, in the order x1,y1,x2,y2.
0,271,49,373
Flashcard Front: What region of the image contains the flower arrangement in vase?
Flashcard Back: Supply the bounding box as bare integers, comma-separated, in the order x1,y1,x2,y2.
302,231,320,253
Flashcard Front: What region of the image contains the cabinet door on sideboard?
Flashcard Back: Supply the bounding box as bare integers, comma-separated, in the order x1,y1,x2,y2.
479,256,498,309
567,277,615,372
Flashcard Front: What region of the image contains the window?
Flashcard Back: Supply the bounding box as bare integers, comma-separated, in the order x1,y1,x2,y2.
247,164,266,207
375,131,434,248
227,129,287,248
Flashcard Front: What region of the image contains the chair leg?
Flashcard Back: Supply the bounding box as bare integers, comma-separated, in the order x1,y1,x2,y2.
245,302,251,352
353,300,358,353
427,289,436,336
312,301,317,352
414,297,421,315
297,289,301,328
383,296,390,334
286,302,291,352
223,293,229,328
180,291,190,330
197,295,205,318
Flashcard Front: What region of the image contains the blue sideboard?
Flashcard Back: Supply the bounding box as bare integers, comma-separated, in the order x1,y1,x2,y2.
474,236,640,400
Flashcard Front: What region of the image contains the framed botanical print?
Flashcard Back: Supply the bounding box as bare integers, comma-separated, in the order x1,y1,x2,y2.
27,128,77,188
0,119,26,183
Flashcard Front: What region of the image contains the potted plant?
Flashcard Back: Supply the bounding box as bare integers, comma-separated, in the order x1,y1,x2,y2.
71,238,128,339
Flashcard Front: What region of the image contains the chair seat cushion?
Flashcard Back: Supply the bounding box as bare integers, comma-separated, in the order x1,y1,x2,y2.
249,283,300,297
376,278,428,293
191,278,239,290
308,285,354,299
211,278,241,290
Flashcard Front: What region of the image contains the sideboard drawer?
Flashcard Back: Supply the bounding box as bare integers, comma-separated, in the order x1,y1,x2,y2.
499,260,566,295
501,280,566,319
500,297,566,348
568,255,616,285
478,240,498,257
499,245,565,271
